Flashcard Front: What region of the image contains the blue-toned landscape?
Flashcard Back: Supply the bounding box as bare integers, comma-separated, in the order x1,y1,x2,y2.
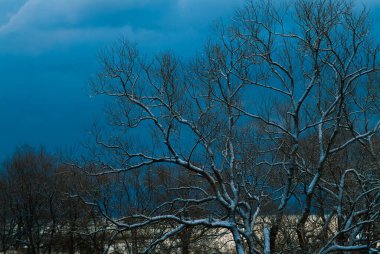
1,1,380,253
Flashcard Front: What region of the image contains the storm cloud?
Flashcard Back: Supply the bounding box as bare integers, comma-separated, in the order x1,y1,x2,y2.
0,0,378,161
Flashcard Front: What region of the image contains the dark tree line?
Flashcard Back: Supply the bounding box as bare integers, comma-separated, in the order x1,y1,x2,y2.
0,146,111,254
0,146,228,254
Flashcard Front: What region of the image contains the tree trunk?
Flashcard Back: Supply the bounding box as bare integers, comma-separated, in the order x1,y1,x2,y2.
231,228,245,254
180,228,192,254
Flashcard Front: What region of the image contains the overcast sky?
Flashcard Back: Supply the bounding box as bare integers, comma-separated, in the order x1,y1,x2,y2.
0,0,379,162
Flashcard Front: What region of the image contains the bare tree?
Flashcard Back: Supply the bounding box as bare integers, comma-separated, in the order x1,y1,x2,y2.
90,0,380,253
3,146,61,254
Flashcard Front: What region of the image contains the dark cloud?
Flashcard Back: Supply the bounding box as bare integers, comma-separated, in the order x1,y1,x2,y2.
0,0,245,161
0,0,245,55
0,0,378,162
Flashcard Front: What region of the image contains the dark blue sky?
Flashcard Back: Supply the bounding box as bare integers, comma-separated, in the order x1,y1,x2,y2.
0,0,379,162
